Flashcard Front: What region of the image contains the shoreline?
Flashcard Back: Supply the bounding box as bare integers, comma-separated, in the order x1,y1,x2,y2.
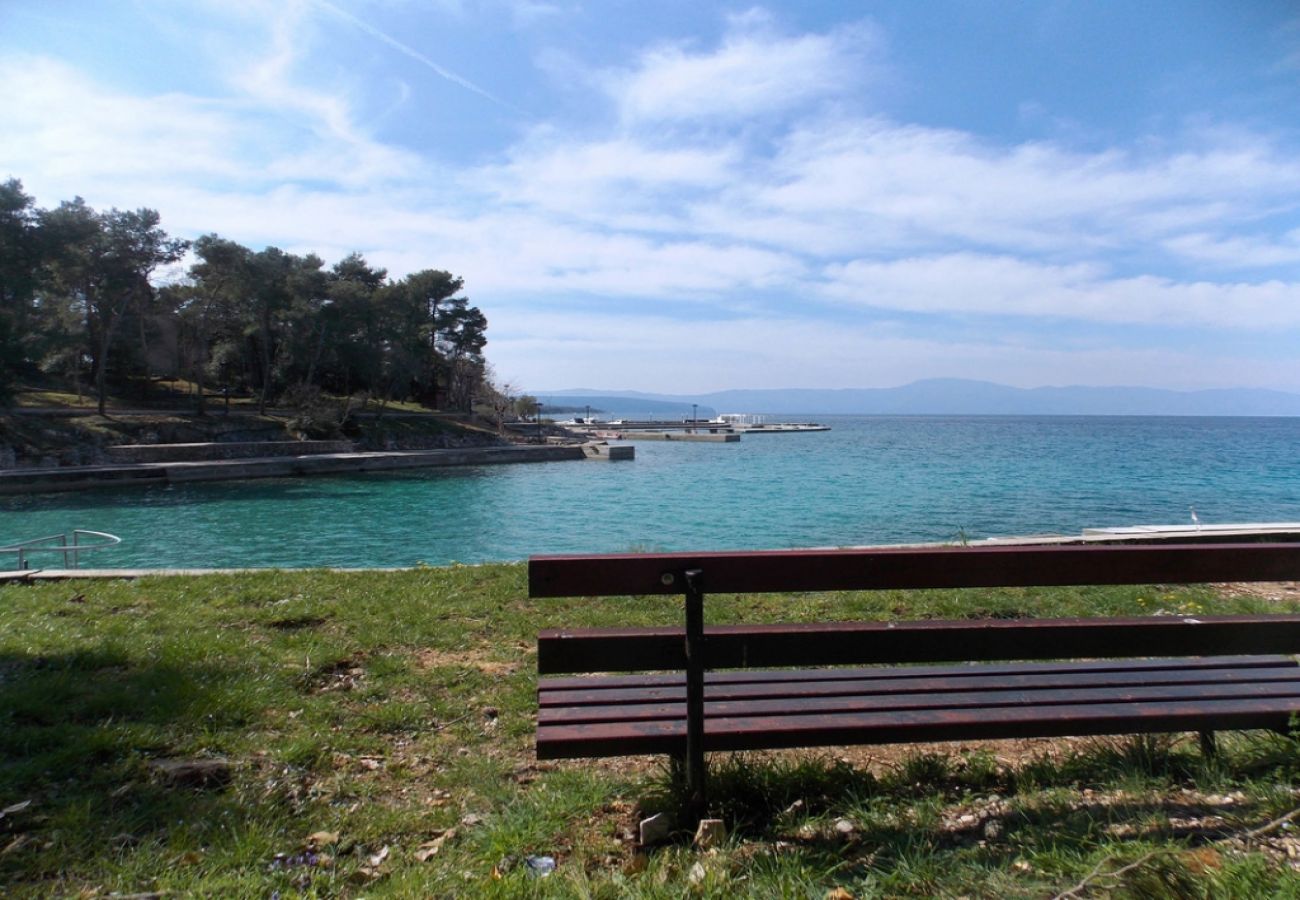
11,524,1300,579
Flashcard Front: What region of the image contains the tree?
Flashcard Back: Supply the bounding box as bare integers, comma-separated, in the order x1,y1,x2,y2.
181,235,254,414
317,252,388,397
478,367,520,433
383,269,488,410
238,247,326,414
38,200,188,414
0,179,42,403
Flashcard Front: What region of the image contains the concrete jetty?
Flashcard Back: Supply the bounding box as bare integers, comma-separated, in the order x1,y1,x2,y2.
625,431,740,442
581,442,635,460
0,442,631,495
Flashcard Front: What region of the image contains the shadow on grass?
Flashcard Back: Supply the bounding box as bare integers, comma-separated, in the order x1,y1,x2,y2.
0,648,255,887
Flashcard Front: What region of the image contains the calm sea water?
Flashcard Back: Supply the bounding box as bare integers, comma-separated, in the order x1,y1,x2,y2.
2,416,1298,569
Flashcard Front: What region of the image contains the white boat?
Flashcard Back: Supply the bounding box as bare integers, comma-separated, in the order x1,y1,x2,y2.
708,413,830,433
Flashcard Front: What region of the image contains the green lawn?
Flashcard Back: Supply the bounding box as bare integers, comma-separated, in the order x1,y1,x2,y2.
3,566,1300,897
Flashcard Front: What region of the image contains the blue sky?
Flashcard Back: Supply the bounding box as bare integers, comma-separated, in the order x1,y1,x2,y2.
3,1,1299,394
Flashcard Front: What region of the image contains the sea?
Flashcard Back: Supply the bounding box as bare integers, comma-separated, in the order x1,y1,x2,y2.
2,415,1298,569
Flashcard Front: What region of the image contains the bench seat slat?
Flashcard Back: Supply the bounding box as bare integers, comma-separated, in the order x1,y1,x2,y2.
540,675,1300,726
537,695,1300,759
537,654,1297,691
539,661,1300,708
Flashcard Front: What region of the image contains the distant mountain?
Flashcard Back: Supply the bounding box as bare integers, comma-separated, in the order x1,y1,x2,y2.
535,394,716,418
535,379,1300,417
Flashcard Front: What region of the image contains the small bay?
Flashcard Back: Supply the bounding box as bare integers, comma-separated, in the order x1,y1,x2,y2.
2,415,1298,569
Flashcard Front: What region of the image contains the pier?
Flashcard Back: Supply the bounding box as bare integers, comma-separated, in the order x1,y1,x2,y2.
623,431,740,442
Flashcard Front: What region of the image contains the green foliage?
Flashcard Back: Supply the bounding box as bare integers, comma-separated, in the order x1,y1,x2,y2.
0,179,491,419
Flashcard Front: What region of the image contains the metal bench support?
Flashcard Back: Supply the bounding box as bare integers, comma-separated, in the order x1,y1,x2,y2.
683,568,706,821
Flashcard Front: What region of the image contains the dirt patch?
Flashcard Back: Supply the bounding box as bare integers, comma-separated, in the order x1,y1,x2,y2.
541,735,1119,785
413,646,519,676
1214,582,1300,604
302,652,368,694
802,734,1104,775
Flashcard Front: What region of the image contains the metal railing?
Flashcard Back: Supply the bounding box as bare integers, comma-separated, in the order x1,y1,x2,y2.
0,530,122,570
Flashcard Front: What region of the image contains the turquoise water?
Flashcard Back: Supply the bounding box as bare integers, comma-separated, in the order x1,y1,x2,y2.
2,416,1298,568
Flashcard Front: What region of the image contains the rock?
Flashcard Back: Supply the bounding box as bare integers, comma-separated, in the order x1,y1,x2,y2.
147,758,232,789
639,812,672,846
693,818,726,849
834,818,856,836
687,861,707,885
983,818,1003,840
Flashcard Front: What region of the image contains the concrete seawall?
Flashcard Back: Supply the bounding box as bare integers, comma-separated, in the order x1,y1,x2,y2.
106,440,356,463
0,445,591,495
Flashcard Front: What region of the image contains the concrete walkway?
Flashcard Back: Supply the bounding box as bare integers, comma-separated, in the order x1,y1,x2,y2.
0,444,588,495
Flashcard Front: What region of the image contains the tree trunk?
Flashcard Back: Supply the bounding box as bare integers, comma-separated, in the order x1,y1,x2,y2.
193,320,208,417
95,326,110,416
258,312,272,416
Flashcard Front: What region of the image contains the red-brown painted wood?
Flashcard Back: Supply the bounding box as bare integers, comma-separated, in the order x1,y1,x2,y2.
539,663,1300,711
536,695,1300,759
540,674,1300,725
529,542,1300,598
538,616,1300,674
537,654,1295,691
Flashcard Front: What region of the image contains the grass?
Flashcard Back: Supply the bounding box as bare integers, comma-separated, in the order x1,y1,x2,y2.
12,380,449,416
2,566,1300,896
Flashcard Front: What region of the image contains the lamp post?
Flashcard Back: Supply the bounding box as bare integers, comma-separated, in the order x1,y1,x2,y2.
536,402,543,443
691,403,698,433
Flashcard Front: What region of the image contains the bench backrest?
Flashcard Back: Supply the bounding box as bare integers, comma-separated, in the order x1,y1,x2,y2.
529,543,1300,598
531,543,1300,675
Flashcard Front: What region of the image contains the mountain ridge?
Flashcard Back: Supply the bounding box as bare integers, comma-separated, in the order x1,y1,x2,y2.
536,378,1300,417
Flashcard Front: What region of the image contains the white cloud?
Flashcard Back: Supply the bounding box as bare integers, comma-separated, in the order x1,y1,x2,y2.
0,52,425,220
745,119,1300,256
1163,230,1300,269
606,16,877,124
822,254,1300,329
471,134,741,233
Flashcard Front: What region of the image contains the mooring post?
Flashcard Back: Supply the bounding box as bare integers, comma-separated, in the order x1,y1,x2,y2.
683,568,706,823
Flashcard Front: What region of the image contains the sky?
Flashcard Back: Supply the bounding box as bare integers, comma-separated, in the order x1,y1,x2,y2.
2,0,1299,395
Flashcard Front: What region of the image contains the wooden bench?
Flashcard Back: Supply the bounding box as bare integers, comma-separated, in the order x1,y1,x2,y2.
530,542,1300,817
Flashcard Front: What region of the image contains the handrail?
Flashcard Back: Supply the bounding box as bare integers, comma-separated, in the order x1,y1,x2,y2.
0,530,121,570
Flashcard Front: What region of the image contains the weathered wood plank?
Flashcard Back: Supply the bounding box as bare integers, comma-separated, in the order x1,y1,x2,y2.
536,696,1300,758
540,663,1300,710
529,542,1300,598
538,616,1300,674
541,675,1300,725
537,654,1297,691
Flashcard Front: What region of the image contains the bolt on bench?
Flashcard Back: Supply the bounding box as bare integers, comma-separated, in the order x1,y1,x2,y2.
530,543,1300,818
